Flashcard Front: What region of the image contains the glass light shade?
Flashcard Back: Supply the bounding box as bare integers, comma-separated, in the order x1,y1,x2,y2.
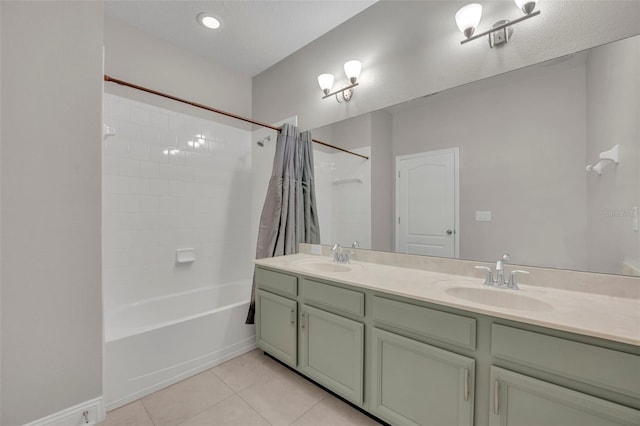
455,3,483,38
343,60,362,84
514,0,538,14
317,73,334,94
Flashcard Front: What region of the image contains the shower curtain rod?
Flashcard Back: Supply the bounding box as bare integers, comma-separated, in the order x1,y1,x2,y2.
104,75,369,160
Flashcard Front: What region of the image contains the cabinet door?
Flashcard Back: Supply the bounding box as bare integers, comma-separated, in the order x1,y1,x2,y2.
490,367,640,426
371,328,474,426
256,289,297,368
300,305,364,405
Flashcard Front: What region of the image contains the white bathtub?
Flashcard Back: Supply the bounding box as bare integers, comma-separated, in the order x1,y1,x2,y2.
104,281,256,410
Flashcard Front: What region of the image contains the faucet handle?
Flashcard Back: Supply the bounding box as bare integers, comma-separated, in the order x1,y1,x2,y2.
351,241,360,249
508,270,529,290
475,266,493,285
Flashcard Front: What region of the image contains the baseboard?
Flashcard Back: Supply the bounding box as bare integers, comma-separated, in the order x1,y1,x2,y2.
24,397,105,426
106,340,256,411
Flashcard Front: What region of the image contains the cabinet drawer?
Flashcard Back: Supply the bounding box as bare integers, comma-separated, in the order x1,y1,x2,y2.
373,296,476,350
255,267,297,298
491,324,640,399
301,278,365,318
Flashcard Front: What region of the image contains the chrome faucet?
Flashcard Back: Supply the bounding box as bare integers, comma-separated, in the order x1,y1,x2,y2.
475,253,529,290
331,243,350,264
495,253,510,286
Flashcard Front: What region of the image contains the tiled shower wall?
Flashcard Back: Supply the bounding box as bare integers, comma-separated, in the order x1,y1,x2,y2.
103,94,252,312
315,147,372,249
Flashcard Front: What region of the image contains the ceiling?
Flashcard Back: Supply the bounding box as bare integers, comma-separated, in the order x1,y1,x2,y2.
104,0,378,77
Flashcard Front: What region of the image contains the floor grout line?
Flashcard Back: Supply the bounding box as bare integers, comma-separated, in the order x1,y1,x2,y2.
174,392,238,426
286,395,326,426
107,348,381,426
139,399,156,426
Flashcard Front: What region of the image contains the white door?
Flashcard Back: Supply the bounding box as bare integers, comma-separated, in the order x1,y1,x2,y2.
396,148,459,257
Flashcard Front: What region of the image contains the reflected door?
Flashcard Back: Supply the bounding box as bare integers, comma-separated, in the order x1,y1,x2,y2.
396,148,459,257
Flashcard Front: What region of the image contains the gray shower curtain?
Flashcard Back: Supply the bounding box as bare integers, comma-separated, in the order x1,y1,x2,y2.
245,123,320,324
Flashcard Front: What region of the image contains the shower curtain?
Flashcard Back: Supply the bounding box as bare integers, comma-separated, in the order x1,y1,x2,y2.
245,123,321,324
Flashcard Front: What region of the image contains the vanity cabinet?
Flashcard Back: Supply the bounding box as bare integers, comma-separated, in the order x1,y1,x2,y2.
255,289,297,368
299,277,365,404
299,304,364,405
371,328,475,426
255,268,299,368
370,296,476,425
490,324,640,426
489,367,640,426
254,264,640,426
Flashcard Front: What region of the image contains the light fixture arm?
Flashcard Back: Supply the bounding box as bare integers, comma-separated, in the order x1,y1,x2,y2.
321,82,359,100
460,10,540,45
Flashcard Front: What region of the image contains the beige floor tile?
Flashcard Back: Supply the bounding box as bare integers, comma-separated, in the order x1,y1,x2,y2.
142,371,234,426
101,401,154,426
178,394,270,426
212,349,288,392
291,396,382,426
239,371,328,426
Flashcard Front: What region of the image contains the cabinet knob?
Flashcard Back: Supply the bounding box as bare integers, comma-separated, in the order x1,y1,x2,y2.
446,229,454,235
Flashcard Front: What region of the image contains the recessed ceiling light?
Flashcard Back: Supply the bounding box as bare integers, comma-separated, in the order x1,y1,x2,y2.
197,13,221,30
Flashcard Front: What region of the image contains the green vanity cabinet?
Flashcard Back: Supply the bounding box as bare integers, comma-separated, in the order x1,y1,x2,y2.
299,304,364,405
371,328,475,426
254,265,640,426
489,367,640,426
255,289,297,368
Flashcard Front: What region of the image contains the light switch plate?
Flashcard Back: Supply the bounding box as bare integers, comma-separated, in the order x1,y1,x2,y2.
476,211,492,221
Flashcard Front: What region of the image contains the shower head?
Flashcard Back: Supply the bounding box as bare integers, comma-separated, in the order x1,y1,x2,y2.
256,136,271,147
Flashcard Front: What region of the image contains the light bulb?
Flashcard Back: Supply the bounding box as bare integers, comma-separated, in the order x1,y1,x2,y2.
514,0,538,15
455,3,483,39
343,60,362,84
317,74,334,95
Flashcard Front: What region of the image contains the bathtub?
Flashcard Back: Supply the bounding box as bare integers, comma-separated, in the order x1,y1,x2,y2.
104,280,256,410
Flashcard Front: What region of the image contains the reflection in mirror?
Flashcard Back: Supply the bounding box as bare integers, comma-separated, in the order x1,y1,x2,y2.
312,35,639,276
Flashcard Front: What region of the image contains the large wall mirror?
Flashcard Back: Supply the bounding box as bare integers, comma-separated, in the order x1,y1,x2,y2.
311,34,639,276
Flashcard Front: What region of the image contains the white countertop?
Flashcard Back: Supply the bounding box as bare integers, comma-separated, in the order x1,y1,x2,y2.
254,253,640,347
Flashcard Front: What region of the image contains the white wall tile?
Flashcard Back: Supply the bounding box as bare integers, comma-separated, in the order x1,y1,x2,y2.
103,93,252,310
129,141,151,161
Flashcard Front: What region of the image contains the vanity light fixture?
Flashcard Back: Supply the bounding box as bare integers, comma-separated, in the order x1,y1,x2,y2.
455,0,540,48
317,60,362,103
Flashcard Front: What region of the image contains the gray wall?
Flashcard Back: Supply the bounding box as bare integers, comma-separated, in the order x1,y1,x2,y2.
370,110,393,252
0,1,104,424
104,18,252,123
586,36,640,274
253,1,640,131
0,6,254,426
391,59,588,270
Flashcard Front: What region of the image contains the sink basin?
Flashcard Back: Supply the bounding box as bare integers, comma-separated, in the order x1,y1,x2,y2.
444,286,553,312
295,261,351,273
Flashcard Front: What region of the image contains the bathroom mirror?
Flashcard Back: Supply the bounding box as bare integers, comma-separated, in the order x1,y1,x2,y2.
312,34,639,276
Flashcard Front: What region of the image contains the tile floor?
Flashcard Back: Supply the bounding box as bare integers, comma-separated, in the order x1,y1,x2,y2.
102,349,382,426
